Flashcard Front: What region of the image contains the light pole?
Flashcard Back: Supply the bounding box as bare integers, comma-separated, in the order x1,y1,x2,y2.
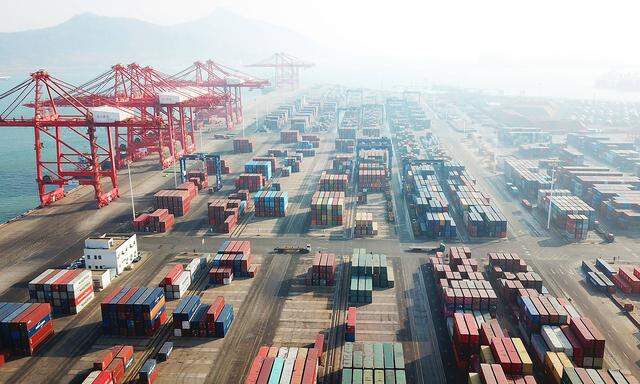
172,158,178,187
547,169,556,230
127,162,136,221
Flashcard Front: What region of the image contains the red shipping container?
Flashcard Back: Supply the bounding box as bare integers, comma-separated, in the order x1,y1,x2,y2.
93,349,114,370
105,357,125,384
256,357,275,384
92,371,114,384
313,333,324,360
245,356,265,384
163,265,184,285
301,349,318,384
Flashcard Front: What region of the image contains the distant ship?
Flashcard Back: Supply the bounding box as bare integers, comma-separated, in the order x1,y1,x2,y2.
0,74,9,80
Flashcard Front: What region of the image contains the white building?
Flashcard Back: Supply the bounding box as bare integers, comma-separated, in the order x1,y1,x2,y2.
83,234,138,278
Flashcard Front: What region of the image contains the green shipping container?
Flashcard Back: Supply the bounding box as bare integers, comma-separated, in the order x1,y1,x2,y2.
353,369,363,384
393,343,405,370
342,369,353,384
385,370,396,384
373,343,384,369
343,343,353,368
383,343,394,369
396,370,407,384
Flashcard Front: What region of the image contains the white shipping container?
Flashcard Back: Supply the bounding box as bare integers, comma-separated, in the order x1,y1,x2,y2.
174,329,182,337
279,357,296,384
90,106,134,123
81,371,101,384
541,325,563,352
92,270,111,291
553,327,573,357
278,347,288,358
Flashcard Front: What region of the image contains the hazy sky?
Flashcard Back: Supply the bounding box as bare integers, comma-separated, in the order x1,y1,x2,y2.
2,0,640,65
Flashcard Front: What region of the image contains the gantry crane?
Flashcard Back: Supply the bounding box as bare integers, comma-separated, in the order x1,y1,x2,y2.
0,71,159,208
58,63,228,169
167,60,269,130
247,53,314,90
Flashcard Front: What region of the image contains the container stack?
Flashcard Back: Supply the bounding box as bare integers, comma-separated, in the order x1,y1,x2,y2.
305,253,336,286
561,368,639,384
268,148,288,158
207,198,247,234
235,174,265,192
245,346,319,384
283,157,301,173
441,166,507,238
87,345,135,384
338,127,357,140
333,154,354,174
281,130,301,144
335,139,356,153
538,194,594,233
565,214,589,241
358,168,387,191
319,172,349,191
100,287,166,337
349,249,394,305
253,190,288,217
0,302,53,356
310,191,345,227
244,160,273,180
469,363,536,384
160,265,191,300
341,342,406,384
172,295,234,338
210,240,258,284
345,307,356,342
176,181,197,200
612,267,640,293
154,189,193,217
133,209,176,233
301,134,320,148
28,269,94,315
219,159,231,174
233,138,253,153
354,211,378,237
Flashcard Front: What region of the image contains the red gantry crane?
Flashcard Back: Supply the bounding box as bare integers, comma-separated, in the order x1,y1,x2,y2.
0,70,160,208
61,63,228,169
167,60,269,130
247,53,314,90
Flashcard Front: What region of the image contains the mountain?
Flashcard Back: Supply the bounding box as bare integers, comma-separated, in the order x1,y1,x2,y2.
0,8,321,76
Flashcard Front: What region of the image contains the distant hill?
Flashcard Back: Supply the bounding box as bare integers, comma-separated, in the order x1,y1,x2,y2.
0,8,321,76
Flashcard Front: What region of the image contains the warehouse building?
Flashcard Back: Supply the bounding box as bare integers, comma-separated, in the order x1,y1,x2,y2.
83,234,138,278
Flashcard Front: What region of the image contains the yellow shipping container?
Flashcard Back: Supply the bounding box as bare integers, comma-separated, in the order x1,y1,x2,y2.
544,352,563,384
512,338,533,375
557,352,573,369
480,345,494,364
468,372,481,384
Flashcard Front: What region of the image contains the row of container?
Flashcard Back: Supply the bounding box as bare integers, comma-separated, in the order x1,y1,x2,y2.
234,138,254,153
154,189,193,217
341,342,406,384
207,197,248,234
0,302,54,356
245,160,273,181
245,344,320,384
132,209,175,233
253,190,289,217
236,174,265,192
319,172,349,192
305,253,336,286
83,345,134,384
28,268,94,315
310,191,345,227
160,256,209,299
172,295,234,337
354,211,378,237
100,287,166,337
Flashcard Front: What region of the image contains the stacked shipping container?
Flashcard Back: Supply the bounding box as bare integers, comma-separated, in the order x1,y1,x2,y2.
310,191,344,226
154,189,193,217
305,253,336,286
253,190,288,217
210,240,258,284
28,269,94,314
172,295,234,338
0,302,54,356
233,138,254,153
100,287,166,337
341,342,406,384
